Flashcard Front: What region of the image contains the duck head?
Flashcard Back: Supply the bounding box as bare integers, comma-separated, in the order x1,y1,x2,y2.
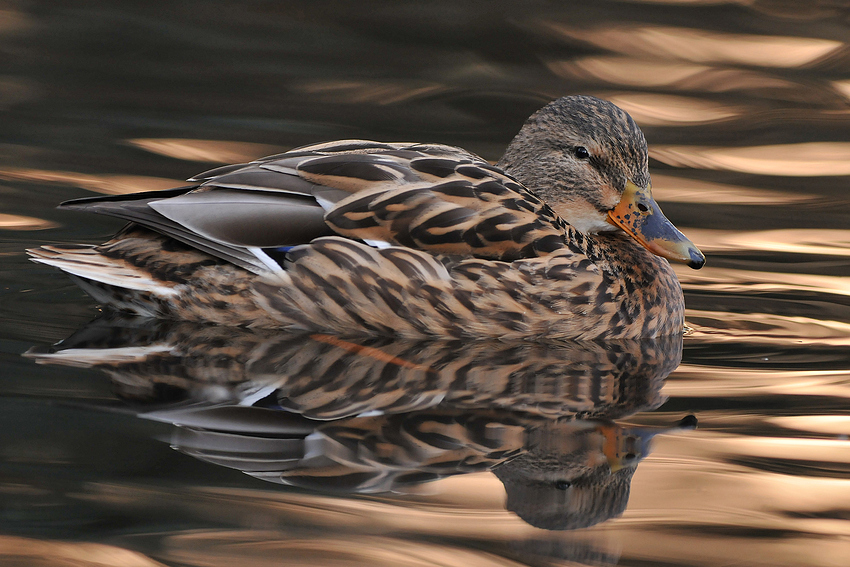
499,95,705,269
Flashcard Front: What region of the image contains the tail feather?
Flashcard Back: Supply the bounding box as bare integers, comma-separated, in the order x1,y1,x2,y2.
26,236,279,326
25,345,174,368
27,245,178,297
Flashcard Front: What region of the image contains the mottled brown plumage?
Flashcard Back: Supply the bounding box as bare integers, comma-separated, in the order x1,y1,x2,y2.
27,318,690,529
28,96,703,339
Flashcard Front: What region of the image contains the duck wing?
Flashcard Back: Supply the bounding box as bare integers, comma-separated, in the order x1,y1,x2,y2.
57,186,329,273
59,140,567,274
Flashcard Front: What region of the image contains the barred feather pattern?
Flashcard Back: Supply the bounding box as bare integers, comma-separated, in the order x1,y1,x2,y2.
31,224,682,340
254,234,683,340
241,140,570,261
308,146,568,261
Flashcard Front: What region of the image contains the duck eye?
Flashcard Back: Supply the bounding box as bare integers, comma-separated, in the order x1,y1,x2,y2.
555,480,572,490
574,146,589,159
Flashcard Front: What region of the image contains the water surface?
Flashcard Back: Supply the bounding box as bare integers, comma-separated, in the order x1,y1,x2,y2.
1,1,849,566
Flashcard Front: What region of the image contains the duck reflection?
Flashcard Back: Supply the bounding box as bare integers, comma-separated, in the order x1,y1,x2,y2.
30,316,693,530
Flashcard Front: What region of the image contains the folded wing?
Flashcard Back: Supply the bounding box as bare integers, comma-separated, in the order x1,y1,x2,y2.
59,140,568,274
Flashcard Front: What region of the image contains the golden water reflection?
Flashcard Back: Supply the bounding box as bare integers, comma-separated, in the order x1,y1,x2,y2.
126,139,283,164
651,174,811,204
164,531,530,567
0,535,165,567
634,464,850,542
678,266,850,298
766,415,850,436
652,142,850,176
833,80,850,101
686,310,850,346
62,444,850,567
628,436,850,567
548,56,797,92
602,93,743,125
666,365,850,399
0,168,179,195
538,23,843,68
682,228,850,256
0,213,57,231
3,1,849,565
73,479,619,564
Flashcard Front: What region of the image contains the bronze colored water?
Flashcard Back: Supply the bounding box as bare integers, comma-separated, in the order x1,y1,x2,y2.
2,1,850,566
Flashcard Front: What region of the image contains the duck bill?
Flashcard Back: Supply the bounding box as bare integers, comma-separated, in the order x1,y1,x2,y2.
607,180,705,269
599,416,697,473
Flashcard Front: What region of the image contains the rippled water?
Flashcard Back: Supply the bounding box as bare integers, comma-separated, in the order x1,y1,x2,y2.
2,1,850,566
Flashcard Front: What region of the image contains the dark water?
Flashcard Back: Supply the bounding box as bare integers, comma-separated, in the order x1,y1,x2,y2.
2,1,850,565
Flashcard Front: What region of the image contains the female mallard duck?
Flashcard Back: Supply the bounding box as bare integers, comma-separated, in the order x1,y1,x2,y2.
29,96,704,340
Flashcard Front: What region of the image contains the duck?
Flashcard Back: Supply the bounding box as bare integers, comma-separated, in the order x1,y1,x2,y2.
28,95,704,340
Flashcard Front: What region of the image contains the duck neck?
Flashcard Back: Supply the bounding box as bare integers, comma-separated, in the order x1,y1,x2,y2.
568,225,674,283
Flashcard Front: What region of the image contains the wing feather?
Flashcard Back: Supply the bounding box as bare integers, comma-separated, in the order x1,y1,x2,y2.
55,140,567,276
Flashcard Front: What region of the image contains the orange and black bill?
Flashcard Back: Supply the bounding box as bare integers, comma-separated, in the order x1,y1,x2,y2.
608,180,705,269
